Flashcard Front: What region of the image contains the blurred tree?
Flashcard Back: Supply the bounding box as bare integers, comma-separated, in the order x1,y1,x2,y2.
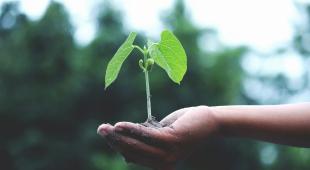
294,4,310,56
0,0,309,170
294,3,310,92
242,3,310,105
0,2,79,170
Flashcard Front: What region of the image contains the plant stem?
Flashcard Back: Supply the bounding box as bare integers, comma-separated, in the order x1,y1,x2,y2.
145,69,152,120
142,50,152,121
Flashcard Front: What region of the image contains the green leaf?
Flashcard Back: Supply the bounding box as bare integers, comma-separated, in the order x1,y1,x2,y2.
105,32,137,89
149,30,187,84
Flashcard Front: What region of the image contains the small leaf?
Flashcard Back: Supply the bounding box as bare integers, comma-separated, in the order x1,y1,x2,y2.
105,32,137,89
149,30,187,84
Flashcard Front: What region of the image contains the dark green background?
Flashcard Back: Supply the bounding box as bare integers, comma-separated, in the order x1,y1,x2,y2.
0,0,309,170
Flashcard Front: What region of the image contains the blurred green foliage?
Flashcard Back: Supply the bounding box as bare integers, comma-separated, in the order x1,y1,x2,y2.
0,0,309,170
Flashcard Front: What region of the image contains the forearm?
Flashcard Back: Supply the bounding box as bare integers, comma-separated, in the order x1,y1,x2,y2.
211,103,310,147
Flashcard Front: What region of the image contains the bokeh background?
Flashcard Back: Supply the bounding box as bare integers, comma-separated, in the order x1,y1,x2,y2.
0,0,309,169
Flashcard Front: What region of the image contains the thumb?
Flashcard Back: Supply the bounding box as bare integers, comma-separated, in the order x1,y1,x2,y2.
160,108,190,126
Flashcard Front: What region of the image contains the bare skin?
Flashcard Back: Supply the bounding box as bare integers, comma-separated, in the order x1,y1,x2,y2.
97,103,310,170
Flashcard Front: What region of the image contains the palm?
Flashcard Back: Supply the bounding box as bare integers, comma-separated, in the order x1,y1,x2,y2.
97,106,216,170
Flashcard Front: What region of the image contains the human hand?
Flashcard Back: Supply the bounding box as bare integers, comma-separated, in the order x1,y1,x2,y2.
97,106,219,170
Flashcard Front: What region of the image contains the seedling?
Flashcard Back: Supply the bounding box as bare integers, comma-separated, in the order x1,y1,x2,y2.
105,30,187,127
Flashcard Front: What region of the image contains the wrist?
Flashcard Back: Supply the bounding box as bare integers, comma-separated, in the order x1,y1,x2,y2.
193,105,222,138
209,106,231,137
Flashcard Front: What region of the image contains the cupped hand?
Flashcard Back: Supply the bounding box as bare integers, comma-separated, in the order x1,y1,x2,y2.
97,106,218,170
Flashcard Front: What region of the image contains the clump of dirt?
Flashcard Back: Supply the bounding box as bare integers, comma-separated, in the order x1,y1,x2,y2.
141,116,163,128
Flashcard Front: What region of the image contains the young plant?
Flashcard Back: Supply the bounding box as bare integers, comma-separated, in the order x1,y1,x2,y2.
104,30,187,126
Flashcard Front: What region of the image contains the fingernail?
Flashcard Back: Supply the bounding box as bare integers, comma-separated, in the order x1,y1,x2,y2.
98,128,108,136
97,125,109,136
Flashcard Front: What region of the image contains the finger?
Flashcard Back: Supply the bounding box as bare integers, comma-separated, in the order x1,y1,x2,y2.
108,132,175,169
124,151,174,169
97,123,114,137
98,124,167,157
98,124,171,167
114,122,176,148
123,151,156,168
160,108,190,126
113,133,167,158
98,123,176,168
97,123,119,148
120,143,176,169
